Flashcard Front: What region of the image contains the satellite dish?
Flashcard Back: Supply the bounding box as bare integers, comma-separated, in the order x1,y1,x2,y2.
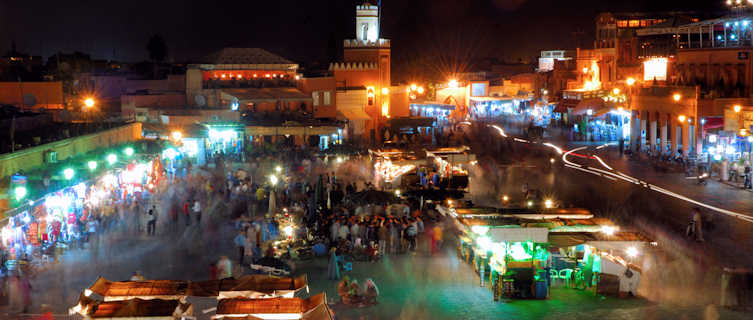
195,94,206,107
23,94,37,107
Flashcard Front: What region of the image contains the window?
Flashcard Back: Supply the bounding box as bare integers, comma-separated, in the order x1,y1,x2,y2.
628,20,640,27
362,24,368,41
617,20,628,28
640,20,648,27
323,91,332,105
312,92,320,106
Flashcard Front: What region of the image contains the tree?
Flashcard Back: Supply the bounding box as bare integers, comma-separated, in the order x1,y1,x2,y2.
146,35,168,79
146,34,168,62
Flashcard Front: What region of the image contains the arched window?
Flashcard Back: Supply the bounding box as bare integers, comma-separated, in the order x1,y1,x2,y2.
362,24,368,41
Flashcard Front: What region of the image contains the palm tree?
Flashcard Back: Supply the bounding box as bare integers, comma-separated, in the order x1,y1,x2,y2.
146,34,168,79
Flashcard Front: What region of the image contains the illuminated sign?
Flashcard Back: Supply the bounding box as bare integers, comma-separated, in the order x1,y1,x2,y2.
643,57,668,81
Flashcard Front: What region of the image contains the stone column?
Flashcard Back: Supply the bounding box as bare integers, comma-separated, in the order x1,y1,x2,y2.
630,111,640,152
682,121,691,157
640,112,648,151
661,115,669,155
650,119,658,154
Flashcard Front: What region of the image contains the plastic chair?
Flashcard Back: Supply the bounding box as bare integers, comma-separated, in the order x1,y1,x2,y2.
549,270,559,287
558,269,573,288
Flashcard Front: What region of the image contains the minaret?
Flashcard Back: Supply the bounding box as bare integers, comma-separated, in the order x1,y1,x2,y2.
355,2,379,43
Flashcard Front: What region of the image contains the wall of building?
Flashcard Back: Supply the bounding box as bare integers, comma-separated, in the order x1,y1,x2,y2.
0,122,142,178
333,68,380,88
299,77,337,118
0,82,64,110
121,93,187,118
676,48,753,97
343,48,389,64
389,88,410,118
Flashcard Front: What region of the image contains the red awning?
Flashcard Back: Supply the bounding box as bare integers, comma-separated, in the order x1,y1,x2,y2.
572,98,606,116
703,117,724,130
554,99,578,113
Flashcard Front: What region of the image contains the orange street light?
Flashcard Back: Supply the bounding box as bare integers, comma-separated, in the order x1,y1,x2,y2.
448,79,459,89
381,87,389,95
84,97,95,108
410,83,417,91
678,115,686,122
417,86,425,94
626,77,636,86
673,93,681,102
612,88,620,95
734,104,742,113
172,131,183,141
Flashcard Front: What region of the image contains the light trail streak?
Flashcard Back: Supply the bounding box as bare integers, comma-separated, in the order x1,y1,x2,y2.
488,124,508,137
592,155,613,171
543,142,564,155
562,146,587,168
596,142,614,150
489,123,753,223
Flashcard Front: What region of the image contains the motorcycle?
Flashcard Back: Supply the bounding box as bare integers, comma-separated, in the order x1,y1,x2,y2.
697,172,708,185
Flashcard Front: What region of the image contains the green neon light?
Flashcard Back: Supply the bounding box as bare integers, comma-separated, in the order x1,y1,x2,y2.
508,242,532,261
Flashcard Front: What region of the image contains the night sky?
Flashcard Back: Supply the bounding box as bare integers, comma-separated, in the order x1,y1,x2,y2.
0,0,720,79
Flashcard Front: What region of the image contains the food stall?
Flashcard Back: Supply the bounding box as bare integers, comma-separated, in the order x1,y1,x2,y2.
70,295,193,320
213,293,332,320
453,209,652,300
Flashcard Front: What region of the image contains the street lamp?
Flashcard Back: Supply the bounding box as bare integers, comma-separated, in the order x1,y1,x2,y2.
84,97,95,109
106,153,117,165
88,161,97,171
734,105,742,113
124,147,134,156
63,168,75,180
626,77,636,86
381,87,389,95
448,79,459,89
612,88,620,95
673,93,681,102
172,131,183,141
14,186,27,201
678,115,687,122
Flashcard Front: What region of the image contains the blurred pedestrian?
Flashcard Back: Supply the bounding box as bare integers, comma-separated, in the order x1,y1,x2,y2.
327,247,340,280
193,200,202,223
234,230,246,264
217,256,233,279
146,205,157,236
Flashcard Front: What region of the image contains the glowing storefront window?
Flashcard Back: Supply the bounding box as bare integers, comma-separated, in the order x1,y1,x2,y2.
643,57,668,81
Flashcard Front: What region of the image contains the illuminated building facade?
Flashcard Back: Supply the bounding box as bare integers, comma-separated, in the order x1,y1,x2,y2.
325,1,402,144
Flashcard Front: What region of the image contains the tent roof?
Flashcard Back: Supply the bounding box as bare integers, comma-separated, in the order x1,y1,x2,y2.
86,298,190,318
201,48,295,65
337,107,371,120
222,88,310,102
89,275,306,299
88,277,188,299
215,293,327,316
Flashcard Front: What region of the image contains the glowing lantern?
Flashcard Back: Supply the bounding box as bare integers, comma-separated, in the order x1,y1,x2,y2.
471,226,489,235
63,168,75,180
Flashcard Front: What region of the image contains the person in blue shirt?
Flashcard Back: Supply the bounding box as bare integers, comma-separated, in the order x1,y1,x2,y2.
233,230,247,264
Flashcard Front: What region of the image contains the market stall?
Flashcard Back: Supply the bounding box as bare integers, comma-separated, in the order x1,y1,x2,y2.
70,295,193,320
213,293,332,320
453,210,652,300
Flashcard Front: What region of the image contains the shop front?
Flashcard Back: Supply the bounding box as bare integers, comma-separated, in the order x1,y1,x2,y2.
453,210,651,301
469,97,531,120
